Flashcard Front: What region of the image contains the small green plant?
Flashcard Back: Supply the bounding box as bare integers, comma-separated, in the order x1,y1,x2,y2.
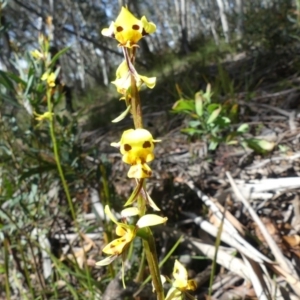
172,84,275,154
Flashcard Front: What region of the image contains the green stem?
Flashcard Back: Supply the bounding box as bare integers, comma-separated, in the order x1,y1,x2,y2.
46,89,77,223
130,75,143,129
143,229,164,300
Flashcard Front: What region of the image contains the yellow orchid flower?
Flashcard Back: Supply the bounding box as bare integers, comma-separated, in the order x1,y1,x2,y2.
31,49,44,60
111,128,161,178
101,7,156,47
172,260,197,291
112,60,156,96
165,260,197,300
41,72,56,87
34,111,54,122
96,205,167,266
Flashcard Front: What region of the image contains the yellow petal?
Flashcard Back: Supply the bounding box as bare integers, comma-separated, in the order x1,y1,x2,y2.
165,287,182,300
187,279,197,291
31,49,43,59
104,206,133,230
112,61,156,94
173,260,188,290
110,141,120,148
34,111,53,121
104,205,119,225
115,225,127,236
41,72,48,81
115,60,128,78
141,16,156,34
139,75,156,89
114,7,143,46
121,207,140,217
136,214,167,228
96,255,119,266
128,163,152,178
102,234,131,255
47,73,56,87
120,128,156,161
101,7,156,47
102,239,126,255
123,150,154,165
101,22,115,38
41,72,56,87
145,191,161,211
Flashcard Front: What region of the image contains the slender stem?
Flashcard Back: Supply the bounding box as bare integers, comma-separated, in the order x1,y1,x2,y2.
130,75,143,129
46,89,77,223
143,229,164,300
123,47,143,129
3,238,11,300
135,248,146,283
125,44,164,298
137,192,164,298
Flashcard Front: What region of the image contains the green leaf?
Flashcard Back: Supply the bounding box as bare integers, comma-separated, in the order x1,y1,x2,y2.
225,132,237,143
188,120,201,128
172,99,195,112
245,138,275,154
207,103,219,113
50,47,70,68
207,105,221,124
0,71,26,86
24,75,34,96
181,128,203,135
213,116,230,128
209,140,219,150
195,92,204,117
237,123,249,133
0,71,14,90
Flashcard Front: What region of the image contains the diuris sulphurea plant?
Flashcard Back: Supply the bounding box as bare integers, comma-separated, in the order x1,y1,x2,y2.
96,7,196,300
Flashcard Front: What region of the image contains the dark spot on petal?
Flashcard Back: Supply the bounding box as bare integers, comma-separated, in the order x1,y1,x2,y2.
110,244,116,249
117,26,123,32
143,141,151,148
124,144,132,151
142,28,148,36
120,238,126,242
142,168,152,176
132,24,140,30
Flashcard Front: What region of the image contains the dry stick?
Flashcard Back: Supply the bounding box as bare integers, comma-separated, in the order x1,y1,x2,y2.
226,172,297,277
184,181,291,298
185,180,272,263
185,179,298,297
193,215,272,264
226,171,300,297
242,256,271,300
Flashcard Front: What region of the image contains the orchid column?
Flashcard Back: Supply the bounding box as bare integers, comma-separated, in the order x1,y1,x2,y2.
96,7,166,300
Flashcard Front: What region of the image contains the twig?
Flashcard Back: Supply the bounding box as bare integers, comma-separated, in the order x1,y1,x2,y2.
226,172,298,279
